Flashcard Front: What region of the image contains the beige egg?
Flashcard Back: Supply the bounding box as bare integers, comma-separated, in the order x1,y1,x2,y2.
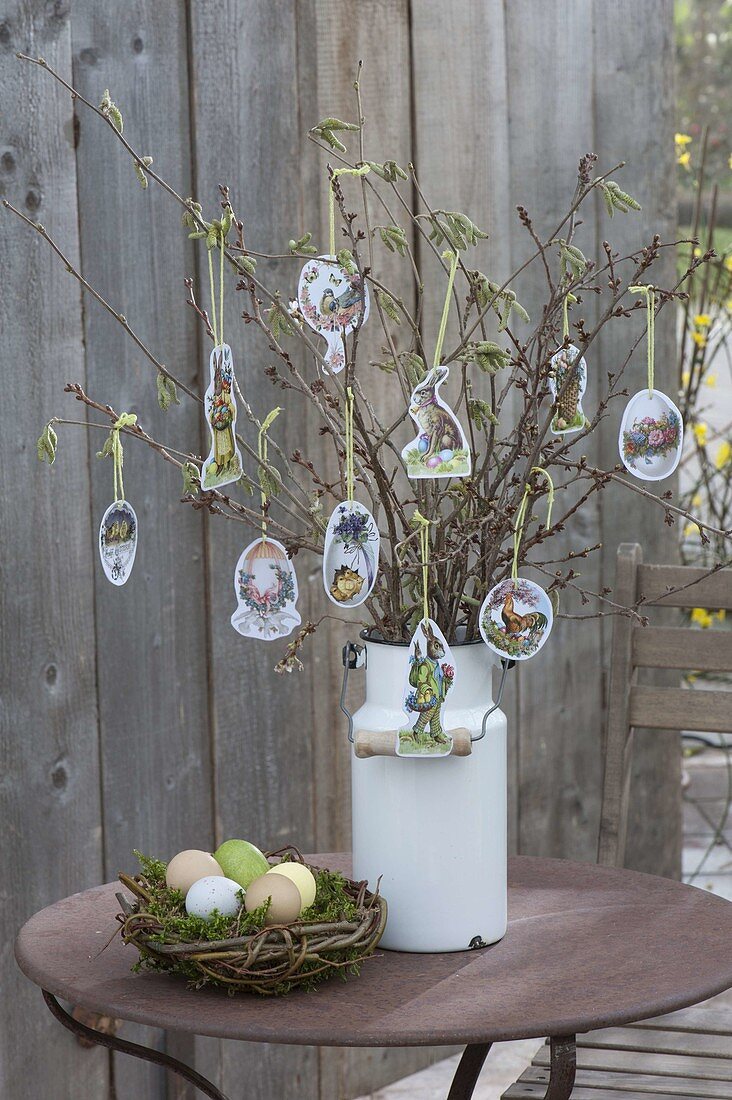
266,862,317,910
244,872,302,926
166,850,224,895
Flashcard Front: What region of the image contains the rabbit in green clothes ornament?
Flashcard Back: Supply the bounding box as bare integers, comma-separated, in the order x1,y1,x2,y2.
405,620,455,746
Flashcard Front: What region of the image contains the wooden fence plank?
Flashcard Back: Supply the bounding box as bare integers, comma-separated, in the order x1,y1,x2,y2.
409,0,519,856
0,4,108,1096
70,3,212,1095
293,3,455,1095
504,0,604,864
188,2,320,1095
592,0,681,879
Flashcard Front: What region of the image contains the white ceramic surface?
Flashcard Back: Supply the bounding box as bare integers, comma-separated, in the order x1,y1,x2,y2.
351,637,507,952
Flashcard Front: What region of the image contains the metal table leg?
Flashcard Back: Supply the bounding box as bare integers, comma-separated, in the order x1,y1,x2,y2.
42,991,230,1100
545,1035,576,1099
447,1034,576,1100
447,1043,492,1099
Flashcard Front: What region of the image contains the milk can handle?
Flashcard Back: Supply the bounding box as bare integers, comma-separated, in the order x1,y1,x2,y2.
339,641,513,746
470,658,515,743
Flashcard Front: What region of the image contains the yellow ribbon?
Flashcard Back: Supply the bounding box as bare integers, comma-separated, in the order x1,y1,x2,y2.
345,387,355,502
629,284,655,397
111,413,138,503
207,228,226,347
433,250,460,368
258,407,282,542
412,508,433,624
511,467,554,582
328,165,370,256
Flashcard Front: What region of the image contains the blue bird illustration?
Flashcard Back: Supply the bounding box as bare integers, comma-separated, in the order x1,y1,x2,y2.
319,280,363,325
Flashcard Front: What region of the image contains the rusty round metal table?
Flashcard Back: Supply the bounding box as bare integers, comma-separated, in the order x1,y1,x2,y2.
15,854,732,1100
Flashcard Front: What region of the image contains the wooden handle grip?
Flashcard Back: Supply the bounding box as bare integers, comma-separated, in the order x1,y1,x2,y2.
353,727,472,758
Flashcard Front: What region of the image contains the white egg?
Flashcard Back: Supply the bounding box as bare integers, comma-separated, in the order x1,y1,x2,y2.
185,876,243,921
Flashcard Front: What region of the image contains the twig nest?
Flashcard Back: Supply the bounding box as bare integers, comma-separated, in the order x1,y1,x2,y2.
266,861,317,909
185,876,242,920
165,850,223,894
245,872,302,925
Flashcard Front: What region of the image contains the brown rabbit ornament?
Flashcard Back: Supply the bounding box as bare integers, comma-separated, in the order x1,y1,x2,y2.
397,618,457,757
401,366,471,479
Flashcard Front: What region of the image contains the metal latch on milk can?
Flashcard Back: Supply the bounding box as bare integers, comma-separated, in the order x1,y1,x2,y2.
340,641,514,758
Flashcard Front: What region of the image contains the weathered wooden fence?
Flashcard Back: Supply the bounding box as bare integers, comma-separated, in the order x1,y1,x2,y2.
1,1,676,1097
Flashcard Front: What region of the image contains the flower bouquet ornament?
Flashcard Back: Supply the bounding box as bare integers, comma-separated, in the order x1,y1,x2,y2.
20,61,730,950
619,284,683,482
322,387,380,607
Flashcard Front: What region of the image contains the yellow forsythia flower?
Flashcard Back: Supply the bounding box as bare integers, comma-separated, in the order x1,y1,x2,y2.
691,607,714,629
692,332,707,348
682,370,691,386
726,256,732,272
677,151,691,169
675,133,692,146
693,422,708,446
705,372,717,387
715,440,732,468
692,493,702,507
694,313,711,327
684,522,700,538
719,609,727,623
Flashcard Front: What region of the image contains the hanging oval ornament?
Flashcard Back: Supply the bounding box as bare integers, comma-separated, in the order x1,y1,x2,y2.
99,500,138,586
618,283,683,483
397,619,457,758
479,577,553,662
549,344,587,435
297,256,369,375
202,343,243,490
619,389,683,482
401,365,471,478
231,537,301,641
322,501,380,608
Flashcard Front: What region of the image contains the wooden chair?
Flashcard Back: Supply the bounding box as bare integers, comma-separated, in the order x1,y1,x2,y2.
503,542,732,1099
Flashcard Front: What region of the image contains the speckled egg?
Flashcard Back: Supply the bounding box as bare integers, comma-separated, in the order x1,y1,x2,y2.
418,434,429,454
438,449,454,462
425,454,442,469
185,876,243,921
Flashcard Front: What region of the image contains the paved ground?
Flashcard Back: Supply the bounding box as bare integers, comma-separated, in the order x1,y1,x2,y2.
355,741,732,1099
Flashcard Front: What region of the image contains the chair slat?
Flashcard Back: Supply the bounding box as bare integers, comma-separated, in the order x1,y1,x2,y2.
579,1026,732,1058
514,1065,732,1098
632,627,732,672
637,565,732,610
629,686,732,733
533,1043,732,1081
634,1002,732,1037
